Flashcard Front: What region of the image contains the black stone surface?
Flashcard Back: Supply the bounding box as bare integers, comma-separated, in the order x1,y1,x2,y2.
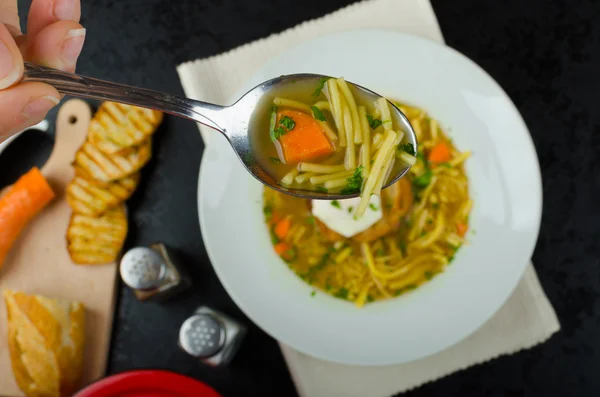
3,0,598,396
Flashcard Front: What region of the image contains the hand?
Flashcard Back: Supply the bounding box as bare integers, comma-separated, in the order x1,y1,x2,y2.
0,0,84,143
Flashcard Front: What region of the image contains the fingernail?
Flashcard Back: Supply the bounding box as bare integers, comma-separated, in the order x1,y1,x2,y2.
61,29,86,67
54,0,77,20
0,39,20,89
22,96,60,120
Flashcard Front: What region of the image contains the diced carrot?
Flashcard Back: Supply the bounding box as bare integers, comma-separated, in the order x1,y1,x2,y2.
268,211,282,226
277,110,334,164
428,143,452,163
274,242,291,255
456,223,468,237
274,216,292,240
0,167,55,269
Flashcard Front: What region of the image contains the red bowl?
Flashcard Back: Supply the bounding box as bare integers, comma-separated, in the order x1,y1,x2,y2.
73,370,222,397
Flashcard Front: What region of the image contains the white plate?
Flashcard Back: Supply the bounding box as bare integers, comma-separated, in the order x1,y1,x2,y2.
198,30,542,365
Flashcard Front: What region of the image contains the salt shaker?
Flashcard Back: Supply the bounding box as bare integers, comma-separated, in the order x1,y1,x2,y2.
120,242,191,301
179,306,247,367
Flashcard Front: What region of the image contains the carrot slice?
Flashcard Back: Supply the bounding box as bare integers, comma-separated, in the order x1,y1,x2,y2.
277,110,334,164
274,242,291,255
274,216,292,240
0,167,55,268
456,222,468,237
428,143,452,163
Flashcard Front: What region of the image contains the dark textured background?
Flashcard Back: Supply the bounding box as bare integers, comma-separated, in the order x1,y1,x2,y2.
3,0,599,396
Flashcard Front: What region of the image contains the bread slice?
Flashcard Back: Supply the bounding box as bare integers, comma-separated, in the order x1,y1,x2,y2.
74,138,151,182
4,290,85,397
66,172,140,216
88,102,163,154
66,205,128,265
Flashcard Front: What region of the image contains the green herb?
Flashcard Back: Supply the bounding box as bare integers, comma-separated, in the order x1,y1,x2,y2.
439,162,452,168
331,200,341,209
425,271,436,280
366,114,383,129
312,77,331,97
311,106,326,121
370,159,374,165
399,142,416,156
471,229,477,235
303,248,335,281
273,126,288,139
405,284,417,290
340,166,364,195
397,240,407,256
316,186,328,193
375,249,385,257
426,219,433,225
311,290,316,297
306,216,315,225
269,157,282,164
335,287,349,300
420,231,427,237
347,206,354,213
432,203,440,209
292,79,297,83
366,295,375,303
413,170,433,188
283,247,297,263
279,116,296,130
416,151,428,167
325,279,333,291
263,204,273,220
393,289,405,296
369,203,379,211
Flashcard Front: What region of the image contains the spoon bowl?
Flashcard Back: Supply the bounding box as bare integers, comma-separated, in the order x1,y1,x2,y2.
23,64,416,199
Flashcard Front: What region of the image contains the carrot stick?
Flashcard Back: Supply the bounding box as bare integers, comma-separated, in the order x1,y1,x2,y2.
0,167,55,269
274,216,292,240
456,223,468,237
428,143,452,163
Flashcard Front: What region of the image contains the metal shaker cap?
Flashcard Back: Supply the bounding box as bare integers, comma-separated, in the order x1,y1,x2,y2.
179,313,226,358
120,247,167,290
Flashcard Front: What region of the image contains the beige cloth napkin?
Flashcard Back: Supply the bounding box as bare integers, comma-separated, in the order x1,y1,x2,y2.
177,0,560,395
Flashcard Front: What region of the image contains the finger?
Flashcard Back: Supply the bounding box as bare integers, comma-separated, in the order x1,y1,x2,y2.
0,82,60,142
0,0,20,32
0,23,24,89
27,0,81,38
24,20,85,72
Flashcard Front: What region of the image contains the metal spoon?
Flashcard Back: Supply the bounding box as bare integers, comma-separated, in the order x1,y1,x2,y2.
23,62,417,200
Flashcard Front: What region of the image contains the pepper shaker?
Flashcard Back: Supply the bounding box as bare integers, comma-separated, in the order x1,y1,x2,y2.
179,306,247,367
120,242,191,301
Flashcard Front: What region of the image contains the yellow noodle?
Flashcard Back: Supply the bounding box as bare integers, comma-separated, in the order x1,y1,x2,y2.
280,168,299,185
326,79,346,147
273,97,312,112
310,170,353,184
336,78,362,144
299,163,346,173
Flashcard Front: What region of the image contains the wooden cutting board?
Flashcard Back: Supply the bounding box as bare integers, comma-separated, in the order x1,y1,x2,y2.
0,99,119,396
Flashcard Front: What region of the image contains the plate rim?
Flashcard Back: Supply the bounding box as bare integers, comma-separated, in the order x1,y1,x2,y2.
197,29,543,365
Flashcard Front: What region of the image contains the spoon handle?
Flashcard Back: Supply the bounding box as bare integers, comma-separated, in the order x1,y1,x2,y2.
22,62,226,133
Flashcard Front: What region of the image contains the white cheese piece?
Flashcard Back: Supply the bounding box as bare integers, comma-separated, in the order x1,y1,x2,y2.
312,195,383,238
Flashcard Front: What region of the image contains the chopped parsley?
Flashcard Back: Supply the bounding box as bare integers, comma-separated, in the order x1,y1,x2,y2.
312,77,331,97
399,142,416,156
263,204,273,220
305,216,315,225
420,231,427,237
366,295,375,303
279,115,296,130
424,271,437,280
375,249,385,257
331,200,341,209
432,203,440,210
335,287,349,300
366,114,383,129
405,284,417,290
316,186,328,193
369,203,379,211
340,166,364,195
347,206,354,213
398,240,407,256
413,170,433,188
311,290,316,297
269,157,282,164
271,115,296,140
311,106,327,121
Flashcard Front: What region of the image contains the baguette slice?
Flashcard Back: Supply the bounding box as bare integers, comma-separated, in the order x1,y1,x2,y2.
66,172,140,216
4,290,85,397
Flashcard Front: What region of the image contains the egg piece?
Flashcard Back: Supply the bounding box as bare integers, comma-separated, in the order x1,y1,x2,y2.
312,195,383,238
